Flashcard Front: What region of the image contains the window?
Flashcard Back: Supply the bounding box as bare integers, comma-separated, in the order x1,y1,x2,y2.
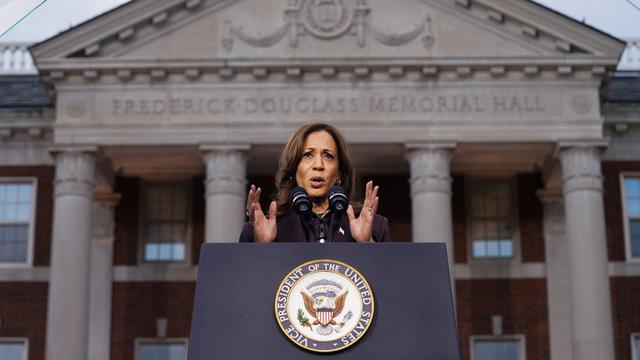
141,182,190,263
633,334,640,360
135,339,187,360
0,181,35,264
623,177,640,259
0,339,28,360
471,337,524,360
469,180,514,258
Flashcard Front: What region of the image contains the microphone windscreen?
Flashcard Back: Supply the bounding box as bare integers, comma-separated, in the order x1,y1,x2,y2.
291,186,312,215
328,185,349,213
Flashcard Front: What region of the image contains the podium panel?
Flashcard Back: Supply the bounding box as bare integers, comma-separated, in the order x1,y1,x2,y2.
188,243,459,359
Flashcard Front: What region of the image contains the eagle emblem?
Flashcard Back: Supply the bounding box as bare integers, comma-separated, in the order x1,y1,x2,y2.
299,279,349,335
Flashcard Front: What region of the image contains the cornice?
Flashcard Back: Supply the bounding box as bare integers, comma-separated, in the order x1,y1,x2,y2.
36,60,616,88
438,0,625,56
31,0,237,61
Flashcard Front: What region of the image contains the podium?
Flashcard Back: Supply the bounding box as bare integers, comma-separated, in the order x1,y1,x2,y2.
188,243,460,359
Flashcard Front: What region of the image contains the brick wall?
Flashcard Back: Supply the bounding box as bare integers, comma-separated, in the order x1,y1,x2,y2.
611,277,640,360
362,175,411,242
604,162,640,359
517,173,545,263
456,279,549,360
452,174,544,263
0,282,48,360
191,177,205,265
0,166,54,266
602,161,640,261
113,177,141,266
111,282,195,360
453,175,468,263
114,176,206,265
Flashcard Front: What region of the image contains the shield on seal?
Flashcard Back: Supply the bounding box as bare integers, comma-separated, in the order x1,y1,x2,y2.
316,308,334,325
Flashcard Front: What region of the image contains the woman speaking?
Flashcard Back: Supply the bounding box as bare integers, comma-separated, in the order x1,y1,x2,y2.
239,123,390,243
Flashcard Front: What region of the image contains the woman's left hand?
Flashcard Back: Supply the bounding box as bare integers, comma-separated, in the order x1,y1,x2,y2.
347,180,379,243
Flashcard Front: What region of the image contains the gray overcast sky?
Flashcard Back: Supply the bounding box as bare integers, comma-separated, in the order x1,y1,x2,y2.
0,0,638,43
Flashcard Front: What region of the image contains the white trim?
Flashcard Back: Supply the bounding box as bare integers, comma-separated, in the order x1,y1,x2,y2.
113,265,197,282
632,333,640,360
620,173,640,262
609,261,640,277
5,262,640,281
134,338,188,360
455,263,545,279
0,178,37,268
470,334,526,360
0,337,29,360
0,267,49,281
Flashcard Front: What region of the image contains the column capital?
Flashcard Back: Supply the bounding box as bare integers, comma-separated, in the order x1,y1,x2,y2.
53,150,97,198
406,143,455,196
559,146,603,195
201,146,248,197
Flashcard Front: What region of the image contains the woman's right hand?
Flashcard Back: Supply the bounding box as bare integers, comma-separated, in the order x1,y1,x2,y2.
246,185,277,243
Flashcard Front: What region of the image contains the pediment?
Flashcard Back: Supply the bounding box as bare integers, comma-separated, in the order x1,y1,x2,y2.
32,0,624,69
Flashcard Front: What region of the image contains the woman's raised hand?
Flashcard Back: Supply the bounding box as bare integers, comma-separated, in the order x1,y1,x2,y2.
246,185,277,243
347,180,379,243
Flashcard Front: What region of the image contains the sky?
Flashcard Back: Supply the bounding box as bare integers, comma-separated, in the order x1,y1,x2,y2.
0,0,638,43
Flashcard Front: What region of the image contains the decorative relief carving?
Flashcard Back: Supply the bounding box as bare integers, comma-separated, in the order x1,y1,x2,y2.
65,100,88,119
560,147,603,194
369,15,433,47
54,151,96,198
570,95,592,115
221,0,433,51
407,148,452,196
302,0,354,39
203,150,248,196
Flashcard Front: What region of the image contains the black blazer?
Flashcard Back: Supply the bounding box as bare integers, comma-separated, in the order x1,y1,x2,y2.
239,211,391,243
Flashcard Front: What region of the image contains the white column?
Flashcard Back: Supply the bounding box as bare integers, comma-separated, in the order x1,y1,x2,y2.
538,189,573,360
46,148,96,360
560,145,615,360
201,145,248,243
407,144,456,299
88,190,120,360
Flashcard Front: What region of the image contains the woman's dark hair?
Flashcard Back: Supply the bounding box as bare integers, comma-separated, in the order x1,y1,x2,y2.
274,123,354,217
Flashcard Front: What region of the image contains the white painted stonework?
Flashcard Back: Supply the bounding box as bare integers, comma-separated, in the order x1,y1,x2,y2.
26,1,627,360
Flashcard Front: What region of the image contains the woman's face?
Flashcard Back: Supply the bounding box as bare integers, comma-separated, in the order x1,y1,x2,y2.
295,130,340,201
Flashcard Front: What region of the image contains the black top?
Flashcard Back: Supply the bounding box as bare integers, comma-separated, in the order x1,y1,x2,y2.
239,210,391,243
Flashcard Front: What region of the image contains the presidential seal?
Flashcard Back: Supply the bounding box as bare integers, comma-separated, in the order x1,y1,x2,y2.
275,259,374,353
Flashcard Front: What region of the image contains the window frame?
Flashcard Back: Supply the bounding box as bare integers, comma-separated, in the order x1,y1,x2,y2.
620,173,640,262
134,338,189,360
470,334,526,360
465,176,521,262
137,180,193,266
0,178,37,267
0,337,29,360
632,332,640,360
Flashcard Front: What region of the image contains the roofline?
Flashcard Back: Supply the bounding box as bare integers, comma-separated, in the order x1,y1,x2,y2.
29,0,136,52
526,0,626,46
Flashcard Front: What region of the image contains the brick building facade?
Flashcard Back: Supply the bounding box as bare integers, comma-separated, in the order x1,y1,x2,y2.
0,0,639,359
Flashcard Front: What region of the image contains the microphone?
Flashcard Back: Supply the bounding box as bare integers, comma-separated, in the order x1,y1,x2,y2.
291,186,317,241
292,186,312,216
328,186,349,242
328,186,348,214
